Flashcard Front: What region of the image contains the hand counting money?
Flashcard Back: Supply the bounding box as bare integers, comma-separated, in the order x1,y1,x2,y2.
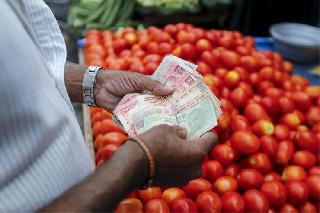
113,55,222,139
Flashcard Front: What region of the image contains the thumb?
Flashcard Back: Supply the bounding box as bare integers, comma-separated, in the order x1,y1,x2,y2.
140,75,174,96
190,132,218,153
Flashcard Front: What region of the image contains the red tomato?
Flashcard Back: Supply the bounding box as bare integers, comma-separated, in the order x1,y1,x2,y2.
264,171,282,182
214,68,228,79
261,181,286,208
294,131,318,153
161,188,186,207
285,180,309,205
196,39,212,52
177,31,197,44
282,166,307,181
229,87,248,107
224,164,241,178
258,66,274,81
265,88,284,99
275,140,294,165
114,198,143,213
221,191,245,213
203,74,223,89
171,198,198,213
200,51,219,69
252,120,274,136
98,132,127,148
240,55,257,71
137,187,161,204
113,39,128,53
180,43,197,60
152,31,171,43
197,62,213,76
129,61,144,73
210,144,235,166
305,175,320,201
278,96,295,114
143,54,161,64
146,42,159,54
238,168,263,190
220,98,234,113
183,178,212,200
258,81,274,96
230,130,260,154
260,97,280,116
144,199,170,213
247,152,272,174
144,62,158,75
213,176,238,195
124,32,137,46
299,202,317,213
306,107,320,126
196,192,222,213
305,85,320,99
292,151,317,168
95,144,118,163
244,103,269,123
217,111,231,131
243,189,269,213
219,35,234,49
220,50,240,68
279,203,298,213
164,24,178,37
203,160,224,183
280,113,301,130
224,71,240,88
274,125,290,141
260,136,279,158
249,72,261,86
292,91,311,112
309,166,320,176
159,42,173,55
230,115,251,132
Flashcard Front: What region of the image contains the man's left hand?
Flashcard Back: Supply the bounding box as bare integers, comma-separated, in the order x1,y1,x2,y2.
94,71,173,111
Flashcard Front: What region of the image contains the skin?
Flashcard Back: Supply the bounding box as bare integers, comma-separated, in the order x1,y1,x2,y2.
41,63,217,212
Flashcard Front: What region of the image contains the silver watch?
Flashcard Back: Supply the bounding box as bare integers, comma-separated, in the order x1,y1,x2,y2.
82,66,102,106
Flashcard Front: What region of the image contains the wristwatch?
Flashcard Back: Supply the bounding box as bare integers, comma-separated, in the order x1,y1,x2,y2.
82,66,102,106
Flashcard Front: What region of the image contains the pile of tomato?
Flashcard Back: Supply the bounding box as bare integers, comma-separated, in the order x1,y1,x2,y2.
86,23,320,213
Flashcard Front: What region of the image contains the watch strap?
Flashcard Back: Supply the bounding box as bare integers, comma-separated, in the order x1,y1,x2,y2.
82,66,102,106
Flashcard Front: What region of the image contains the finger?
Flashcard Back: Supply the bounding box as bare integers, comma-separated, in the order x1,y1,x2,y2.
139,75,174,95
171,125,188,139
189,132,218,153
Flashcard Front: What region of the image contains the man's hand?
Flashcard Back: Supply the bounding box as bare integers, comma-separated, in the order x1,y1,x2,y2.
136,124,217,187
94,71,173,111
42,124,217,212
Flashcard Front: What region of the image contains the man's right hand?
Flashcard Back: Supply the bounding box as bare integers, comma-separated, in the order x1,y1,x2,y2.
137,124,218,187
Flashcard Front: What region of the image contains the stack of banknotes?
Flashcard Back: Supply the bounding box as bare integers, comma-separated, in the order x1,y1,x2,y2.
113,55,222,139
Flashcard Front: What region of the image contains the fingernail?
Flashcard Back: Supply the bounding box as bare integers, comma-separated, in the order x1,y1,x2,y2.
163,83,173,90
177,128,188,138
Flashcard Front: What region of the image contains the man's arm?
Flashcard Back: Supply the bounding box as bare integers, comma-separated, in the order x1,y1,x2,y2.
41,125,216,212
41,141,148,212
64,62,86,103
64,62,173,111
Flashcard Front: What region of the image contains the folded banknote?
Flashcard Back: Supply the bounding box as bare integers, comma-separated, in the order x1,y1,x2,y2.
113,55,221,139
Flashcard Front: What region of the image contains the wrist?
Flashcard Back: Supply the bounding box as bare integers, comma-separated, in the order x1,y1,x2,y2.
64,62,87,103
112,141,149,190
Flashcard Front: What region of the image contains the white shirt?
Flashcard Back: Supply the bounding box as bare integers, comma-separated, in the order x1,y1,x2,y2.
0,1,94,211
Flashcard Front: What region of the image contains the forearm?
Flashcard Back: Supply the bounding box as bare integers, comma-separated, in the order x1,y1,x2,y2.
41,142,147,212
64,62,87,103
